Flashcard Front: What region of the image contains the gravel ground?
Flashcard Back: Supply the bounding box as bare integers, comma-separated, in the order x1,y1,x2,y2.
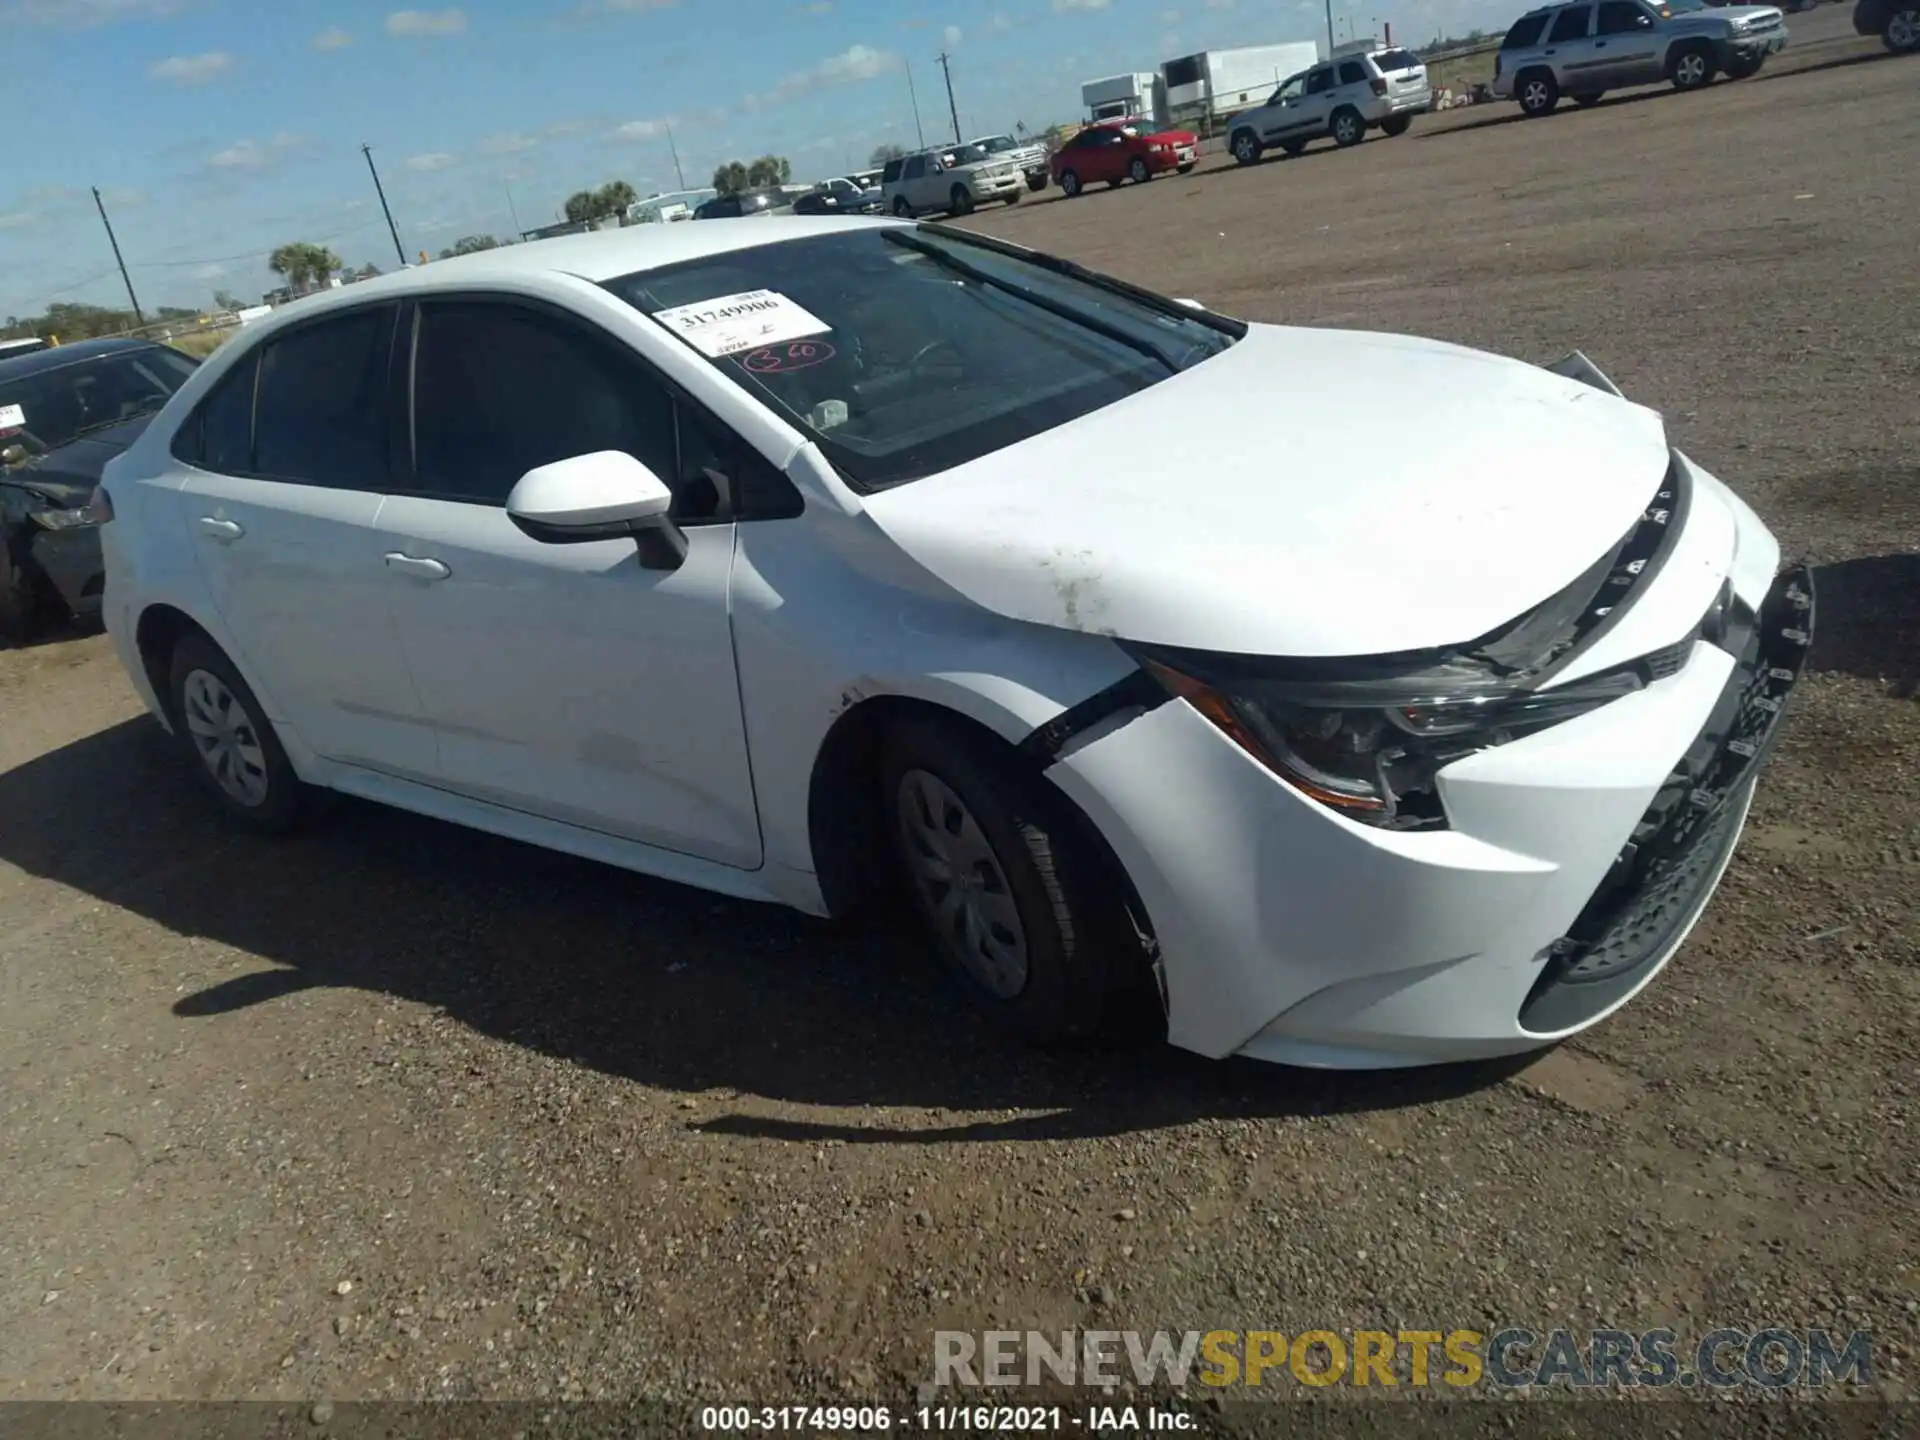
2,10,1915,1414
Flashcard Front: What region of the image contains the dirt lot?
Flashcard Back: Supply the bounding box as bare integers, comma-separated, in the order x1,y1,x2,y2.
3,9,1915,1413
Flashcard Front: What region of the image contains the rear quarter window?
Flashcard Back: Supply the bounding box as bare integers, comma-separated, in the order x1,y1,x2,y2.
1503,13,1550,45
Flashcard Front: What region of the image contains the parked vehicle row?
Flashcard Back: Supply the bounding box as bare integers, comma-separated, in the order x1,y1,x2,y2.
968,133,1053,192
90,216,1812,1071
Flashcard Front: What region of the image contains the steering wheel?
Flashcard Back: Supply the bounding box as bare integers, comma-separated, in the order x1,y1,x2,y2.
909,339,965,384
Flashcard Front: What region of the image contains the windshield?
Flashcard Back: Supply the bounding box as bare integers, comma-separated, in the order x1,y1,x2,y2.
0,346,197,458
941,144,991,165
608,228,1240,489
976,135,1017,153
1654,0,1709,9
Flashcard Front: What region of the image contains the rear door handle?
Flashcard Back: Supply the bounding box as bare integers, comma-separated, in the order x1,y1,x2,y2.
384,552,451,581
197,516,244,542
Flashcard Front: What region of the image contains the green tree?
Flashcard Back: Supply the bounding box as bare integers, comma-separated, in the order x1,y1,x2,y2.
440,234,500,258
744,154,791,188
870,142,908,167
212,289,243,312
563,189,599,223
596,180,637,218
710,161,750,196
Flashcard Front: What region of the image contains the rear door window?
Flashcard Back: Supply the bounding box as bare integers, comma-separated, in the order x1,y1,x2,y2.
1305,67,1335,93
1503,13,1550,46
1596,1,1652,30
1549,5,1593,40
251,305,397,489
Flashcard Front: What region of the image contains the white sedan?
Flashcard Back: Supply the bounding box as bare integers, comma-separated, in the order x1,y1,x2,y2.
95,217,1812,1069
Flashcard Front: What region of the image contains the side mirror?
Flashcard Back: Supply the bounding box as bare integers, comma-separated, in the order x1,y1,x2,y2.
506,450,688,571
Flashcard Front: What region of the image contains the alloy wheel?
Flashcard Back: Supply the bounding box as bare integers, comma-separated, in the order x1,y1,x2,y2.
1675,51,1708,86
181,668,270,806
1889,8,1919,48
895,767,1029,999
1522,79,1551,111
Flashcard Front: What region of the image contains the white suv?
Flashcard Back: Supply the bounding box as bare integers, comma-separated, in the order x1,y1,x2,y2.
881,144,1024,217
1228,46,1432,163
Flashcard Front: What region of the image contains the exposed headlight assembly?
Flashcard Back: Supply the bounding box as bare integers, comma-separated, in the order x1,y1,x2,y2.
25,492,102,530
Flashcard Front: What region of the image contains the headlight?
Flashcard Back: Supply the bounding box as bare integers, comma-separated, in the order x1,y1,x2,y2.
27,494,101,530
1130,649,1650,831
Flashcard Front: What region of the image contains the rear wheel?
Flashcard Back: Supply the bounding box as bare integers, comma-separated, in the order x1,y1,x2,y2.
1025,174,1048,192
1330,107,1366,147
1518,69,1559,116
1670,43,1715,89
0,545,49,645
1380,114,1412,136
1572,90,1605,106
879,718,1154,1044
166,632,307,833
1059,169,1082,197
1230,129,1262,165
1886,6,1920,50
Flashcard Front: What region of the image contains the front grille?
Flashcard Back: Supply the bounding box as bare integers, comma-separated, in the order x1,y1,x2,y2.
1517,563,1814,1034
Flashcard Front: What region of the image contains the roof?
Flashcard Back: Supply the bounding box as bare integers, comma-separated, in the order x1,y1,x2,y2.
0,336,167,379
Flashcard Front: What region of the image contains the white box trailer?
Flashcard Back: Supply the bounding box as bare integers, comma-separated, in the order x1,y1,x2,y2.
1160,42,1322,126
1080,72,1166,127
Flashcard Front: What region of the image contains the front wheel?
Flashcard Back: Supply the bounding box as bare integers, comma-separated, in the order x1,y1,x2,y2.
948,185,974,216
1670,44,1715,89
1127,156,1151,184
1886,6,1920,51
1330,108,1366,147
892,196,912,217
879,718,1153,1044
1002,192,1020,205
1176,161,1195,173
1380,114,1412,137
1025,174,1047,192
1059,169,1082,197
166,632,307,832
1230,129,1262,165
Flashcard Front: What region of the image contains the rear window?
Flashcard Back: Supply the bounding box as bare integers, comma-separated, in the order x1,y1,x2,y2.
1371,48,1421,71
606,229,1239,490
1503,13,1550,45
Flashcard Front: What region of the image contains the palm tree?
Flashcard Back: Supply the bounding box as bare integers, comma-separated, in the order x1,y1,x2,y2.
563,189,598,223
595,180,637,219
711,161,749,196
268,243,307,292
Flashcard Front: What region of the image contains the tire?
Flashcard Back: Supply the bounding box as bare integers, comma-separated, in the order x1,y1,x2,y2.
1330,107,1366,147
1002,192,1021,205
1724,57,1763,78
1280,138,1307,156
878,717,1153,1044
0,543,49,645
1518,69,1559,116
892,196,912,217
1229,128,1262,165
1059,169,1082,198
1176,161,1195,173
1380,114,1412,137
1127,156,1151,184
948,185,974,216
1887,6,1920,51
166,632,306,833
1025,174,1047,192
1572,90,1605,106
1670,43,1715,90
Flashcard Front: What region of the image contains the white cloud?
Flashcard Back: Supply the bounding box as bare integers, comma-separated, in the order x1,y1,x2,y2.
942,23,961,46
405,151,458,171
384,7,465,37
149,50,233,85
544,116,590,136
477,132,539,155
609,118,671,140
572,0,674,12
311,26,352,49
191,262,227,281
1,0,193,28
1053,0,1110,10
1205,0,1235,9
747,42,895,110
207,132,303,170
0,211,41,231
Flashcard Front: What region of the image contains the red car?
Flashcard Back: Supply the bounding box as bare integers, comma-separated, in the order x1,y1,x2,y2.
1049,121,1199,198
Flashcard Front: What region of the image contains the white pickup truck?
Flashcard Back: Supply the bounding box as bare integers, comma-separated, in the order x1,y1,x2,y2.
967,133,1052,193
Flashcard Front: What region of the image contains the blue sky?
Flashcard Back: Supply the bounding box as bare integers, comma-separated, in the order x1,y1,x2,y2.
2,0,1503,316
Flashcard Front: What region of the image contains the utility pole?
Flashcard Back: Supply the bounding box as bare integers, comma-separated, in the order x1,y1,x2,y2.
665,125,687,190
1324,0,1336,56
904,60,926,149
91,186,144,328
936,51,962,145
361,144,407,267
505,183,523,238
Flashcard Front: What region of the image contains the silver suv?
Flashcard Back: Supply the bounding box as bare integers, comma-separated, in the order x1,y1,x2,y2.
1227,46,1432,163
967,133,1052,192
1492,0,1788,115
880,144,1024,218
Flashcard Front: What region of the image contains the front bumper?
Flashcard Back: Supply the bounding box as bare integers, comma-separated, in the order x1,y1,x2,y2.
1048,455,1808,1068
1720,25,1789,61
966,173,1023,200
28,524,105,616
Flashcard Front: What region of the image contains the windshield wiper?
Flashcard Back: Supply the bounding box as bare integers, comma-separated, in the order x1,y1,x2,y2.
881,229,1183,375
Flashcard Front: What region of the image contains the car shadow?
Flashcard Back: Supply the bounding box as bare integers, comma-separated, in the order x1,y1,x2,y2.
1808,553,1920,697
0,715,1529,1143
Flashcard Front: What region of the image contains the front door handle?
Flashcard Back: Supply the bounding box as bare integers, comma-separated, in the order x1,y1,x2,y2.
197,516,244,542
384,552,451,581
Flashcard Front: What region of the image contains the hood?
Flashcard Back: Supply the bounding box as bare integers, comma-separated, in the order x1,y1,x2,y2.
4,412,152,504
1676,2,1781,21
860,324,1673,658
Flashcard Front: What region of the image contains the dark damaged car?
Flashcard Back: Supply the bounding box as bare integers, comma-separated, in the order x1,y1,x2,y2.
1,337,199,640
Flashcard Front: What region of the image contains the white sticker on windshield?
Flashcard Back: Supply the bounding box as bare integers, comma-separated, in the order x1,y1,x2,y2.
653,289,831,358
0,403,24,431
